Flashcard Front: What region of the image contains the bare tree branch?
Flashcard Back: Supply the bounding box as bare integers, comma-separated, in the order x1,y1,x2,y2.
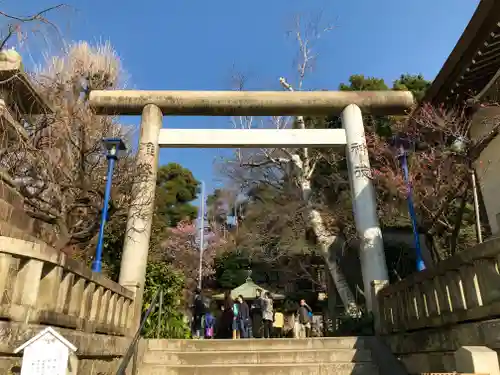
0,4,65,50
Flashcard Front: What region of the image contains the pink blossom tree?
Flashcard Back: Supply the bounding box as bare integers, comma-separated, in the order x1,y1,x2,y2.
160,220,226,299
368,103,497,260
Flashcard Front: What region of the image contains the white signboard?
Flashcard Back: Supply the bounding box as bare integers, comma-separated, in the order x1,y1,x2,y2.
14,327,77,375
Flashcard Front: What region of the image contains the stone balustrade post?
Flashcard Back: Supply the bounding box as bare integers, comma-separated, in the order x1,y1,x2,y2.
454,346,500,375
37,264,63,312
371,280,389,334
11,258,44,322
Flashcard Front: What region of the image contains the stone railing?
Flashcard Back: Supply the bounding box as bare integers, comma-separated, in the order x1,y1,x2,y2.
375,238,500,334
0,236,134,336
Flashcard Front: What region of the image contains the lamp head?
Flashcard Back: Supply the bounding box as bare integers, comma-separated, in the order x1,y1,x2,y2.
102,137,126,158
391,135,412,157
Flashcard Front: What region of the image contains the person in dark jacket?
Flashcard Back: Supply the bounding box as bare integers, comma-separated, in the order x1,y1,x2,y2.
297,299,312,338
191,288,205,338
236,295,250,339
220,290,235,339
250,289,263,338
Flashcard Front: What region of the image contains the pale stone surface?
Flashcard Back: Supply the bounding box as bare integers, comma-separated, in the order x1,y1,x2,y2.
0,236,133,334
382,318,500,373
14,327,78,375
342,104,389,311
140,337,380,375
370,280,389,334
89,89,414,116
118,104,163,333
377,238,500,334
399,351,456,373
0,321,130,375
470,106,500,236
157,128,347,149
376,239,500,373
455,346,500,375
0,48,23,71
0,53,52,115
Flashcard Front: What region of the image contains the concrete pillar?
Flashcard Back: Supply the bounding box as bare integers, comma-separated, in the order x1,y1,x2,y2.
341,104,389,311
119,104,163,332
454,346,500,375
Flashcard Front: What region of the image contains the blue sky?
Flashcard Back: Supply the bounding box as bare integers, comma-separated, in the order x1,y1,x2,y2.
9,0,479,204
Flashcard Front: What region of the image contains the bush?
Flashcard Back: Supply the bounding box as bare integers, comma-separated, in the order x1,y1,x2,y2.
141,262,191,339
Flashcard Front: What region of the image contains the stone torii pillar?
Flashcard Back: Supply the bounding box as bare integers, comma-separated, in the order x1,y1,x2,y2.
89,90,413,329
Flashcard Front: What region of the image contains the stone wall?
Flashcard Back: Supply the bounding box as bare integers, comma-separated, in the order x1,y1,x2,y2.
0,56,59,247
0,179,58,246
0,322,130,375
470,105,500,236
0,236,135,374
374,238,500,373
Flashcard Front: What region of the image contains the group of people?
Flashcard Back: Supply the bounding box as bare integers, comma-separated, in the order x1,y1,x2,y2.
190,287,314,339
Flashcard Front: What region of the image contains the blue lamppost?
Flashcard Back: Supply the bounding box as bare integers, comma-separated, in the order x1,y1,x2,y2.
392,136,426,272
92,137,127,273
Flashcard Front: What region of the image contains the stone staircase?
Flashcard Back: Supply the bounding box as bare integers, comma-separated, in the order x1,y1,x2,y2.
139,337,380,375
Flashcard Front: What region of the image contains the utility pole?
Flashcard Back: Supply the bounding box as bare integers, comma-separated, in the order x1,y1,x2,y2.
198,180,205,290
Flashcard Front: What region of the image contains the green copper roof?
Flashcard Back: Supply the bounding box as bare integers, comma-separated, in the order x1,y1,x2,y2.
212,277,285,300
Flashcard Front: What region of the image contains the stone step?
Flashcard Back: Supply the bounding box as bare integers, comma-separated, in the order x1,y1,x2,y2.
143,348,372,365
146,337,372,352
139,363,379,375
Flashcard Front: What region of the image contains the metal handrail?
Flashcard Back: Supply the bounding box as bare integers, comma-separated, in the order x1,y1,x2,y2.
116,288,163,375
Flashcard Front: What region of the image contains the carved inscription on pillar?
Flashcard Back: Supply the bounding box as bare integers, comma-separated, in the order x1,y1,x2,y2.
137,142,156,178
353,164,372,179
349,142,372,179
139,141,155,157
349,142,367,156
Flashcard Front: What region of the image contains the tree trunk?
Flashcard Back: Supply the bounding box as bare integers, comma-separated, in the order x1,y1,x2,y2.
307,207,359,314
289,152,360,315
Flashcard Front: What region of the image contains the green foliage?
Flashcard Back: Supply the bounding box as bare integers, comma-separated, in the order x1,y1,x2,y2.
141,262,190,339
338,73,431,137
339,74,388,91
155,163,200,227
339,73,431,102
393,73,431,102
100,219,125,281
215,250,252,289
101,162,200,277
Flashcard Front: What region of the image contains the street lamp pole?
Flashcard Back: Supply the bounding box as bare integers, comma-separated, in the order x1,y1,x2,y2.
198,180,205,289
92,138,126,273
393,137,426,272
400,147,426,271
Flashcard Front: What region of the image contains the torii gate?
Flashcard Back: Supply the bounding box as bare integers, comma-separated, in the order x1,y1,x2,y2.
89,89,414,329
